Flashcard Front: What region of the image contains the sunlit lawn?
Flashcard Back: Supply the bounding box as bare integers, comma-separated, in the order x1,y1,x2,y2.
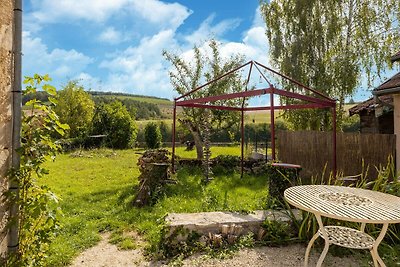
42,148,269,266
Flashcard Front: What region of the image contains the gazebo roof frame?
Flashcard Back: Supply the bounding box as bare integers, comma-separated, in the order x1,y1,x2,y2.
171,60,337,176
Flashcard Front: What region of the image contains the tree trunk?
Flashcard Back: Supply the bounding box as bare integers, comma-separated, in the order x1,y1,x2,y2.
180,119,204,159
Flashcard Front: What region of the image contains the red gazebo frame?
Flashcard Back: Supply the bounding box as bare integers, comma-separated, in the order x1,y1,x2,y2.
171,60,337,175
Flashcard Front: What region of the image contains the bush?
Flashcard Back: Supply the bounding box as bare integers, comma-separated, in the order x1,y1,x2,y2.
92,101,137,148
145,122,162,149
54,80,95,138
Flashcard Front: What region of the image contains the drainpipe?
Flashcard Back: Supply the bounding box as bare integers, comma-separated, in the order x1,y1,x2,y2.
8,0,22,253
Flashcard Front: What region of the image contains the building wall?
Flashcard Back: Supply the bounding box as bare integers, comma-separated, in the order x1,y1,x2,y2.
394,94,400,174
359,111,379,134
0,0,13,255
359,111,394,134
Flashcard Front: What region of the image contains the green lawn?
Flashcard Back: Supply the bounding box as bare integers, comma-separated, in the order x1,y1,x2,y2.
42,148,269,266
171,145,242,158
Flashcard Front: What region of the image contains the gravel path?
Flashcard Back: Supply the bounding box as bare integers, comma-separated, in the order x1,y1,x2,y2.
69,233,366,267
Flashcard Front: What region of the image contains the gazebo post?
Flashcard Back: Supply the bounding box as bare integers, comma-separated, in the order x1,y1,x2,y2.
270,87,276,161
332,105,337,177
241,108,244,178
172,100,177,173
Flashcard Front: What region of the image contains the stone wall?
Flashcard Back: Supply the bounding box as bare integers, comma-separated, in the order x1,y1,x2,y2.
0,0,13,255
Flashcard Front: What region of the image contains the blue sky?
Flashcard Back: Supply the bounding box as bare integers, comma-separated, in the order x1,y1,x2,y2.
22,0,398,101
22,0,268,100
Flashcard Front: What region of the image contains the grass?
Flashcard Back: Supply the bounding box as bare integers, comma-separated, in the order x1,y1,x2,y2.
42,148,269,266
171,145,241,158
169,145,272,159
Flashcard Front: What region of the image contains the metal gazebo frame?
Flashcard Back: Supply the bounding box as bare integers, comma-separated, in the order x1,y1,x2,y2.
171,60,337,175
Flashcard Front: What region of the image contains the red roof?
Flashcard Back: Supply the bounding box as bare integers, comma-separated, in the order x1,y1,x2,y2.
375,72,400,91
391,50,400,62
349,95,393,116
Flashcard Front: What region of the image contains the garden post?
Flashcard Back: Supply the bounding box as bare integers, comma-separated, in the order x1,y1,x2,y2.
172,100,176,173
270,86,276,161
9,0,22,253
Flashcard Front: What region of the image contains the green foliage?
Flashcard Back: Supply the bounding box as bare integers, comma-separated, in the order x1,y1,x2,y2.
342,115,360,132
89,91,171,105
163,39,245,159
5,74,68,266
261,0,400,130
212,155,240,174
54,80,95,138
92,101,138,149
144,122,162,149
261,219,295,245
263,165,300,209
92,95,163,120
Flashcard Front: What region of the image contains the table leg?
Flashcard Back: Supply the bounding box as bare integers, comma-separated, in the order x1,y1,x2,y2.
304,232,319,267
360,222,366,232
315,214,330,267
370,223,388,267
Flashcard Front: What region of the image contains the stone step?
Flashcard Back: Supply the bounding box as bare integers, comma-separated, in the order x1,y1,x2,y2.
165,209,301,240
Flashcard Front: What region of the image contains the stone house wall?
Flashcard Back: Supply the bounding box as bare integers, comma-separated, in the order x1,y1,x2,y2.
0,0,13,254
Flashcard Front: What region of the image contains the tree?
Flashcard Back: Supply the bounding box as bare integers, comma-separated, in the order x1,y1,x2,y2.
54,81,95,138
144,122,162,149
92,100,137,149
163,39,245,159
261,0,400,130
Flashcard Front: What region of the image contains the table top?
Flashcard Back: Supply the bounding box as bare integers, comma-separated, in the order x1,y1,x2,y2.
284,185,400,224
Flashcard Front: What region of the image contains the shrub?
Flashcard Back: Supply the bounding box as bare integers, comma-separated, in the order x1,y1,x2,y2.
54,80,95,138
144,122,162,149
5,74,68,266
92,101,137,149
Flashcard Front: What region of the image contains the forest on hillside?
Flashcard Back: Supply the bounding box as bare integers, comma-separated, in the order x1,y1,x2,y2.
22,91,167,120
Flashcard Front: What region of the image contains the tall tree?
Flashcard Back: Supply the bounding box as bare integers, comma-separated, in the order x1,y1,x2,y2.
92,101,138,149
163,39,245,159
54,81,95,138
261,0,400,130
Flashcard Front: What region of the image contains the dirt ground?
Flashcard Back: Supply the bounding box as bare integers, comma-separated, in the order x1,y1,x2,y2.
69,233,366,267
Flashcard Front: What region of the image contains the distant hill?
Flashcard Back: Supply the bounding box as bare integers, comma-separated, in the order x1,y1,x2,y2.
22,90,175,120
88,91,172,105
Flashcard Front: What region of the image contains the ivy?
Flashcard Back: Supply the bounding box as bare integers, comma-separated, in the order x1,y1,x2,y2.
4,74,69,266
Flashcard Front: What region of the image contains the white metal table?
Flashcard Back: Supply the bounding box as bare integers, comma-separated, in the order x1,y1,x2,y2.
284,185,400,267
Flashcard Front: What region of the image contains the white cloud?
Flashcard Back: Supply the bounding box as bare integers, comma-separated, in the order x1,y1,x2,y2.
74,72,102,90
96,6,270,99
22,31,93,83
98,27,124,44
29,0,192,32
31,0,128,23
184,14,241,46
23,3,271,99
129,0,192,31
99,30,177,96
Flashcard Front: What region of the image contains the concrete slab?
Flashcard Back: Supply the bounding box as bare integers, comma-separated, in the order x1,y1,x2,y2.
165,210,301,238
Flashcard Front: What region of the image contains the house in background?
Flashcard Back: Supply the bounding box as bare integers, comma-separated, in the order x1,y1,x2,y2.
349,94,393,134
372,50,400,171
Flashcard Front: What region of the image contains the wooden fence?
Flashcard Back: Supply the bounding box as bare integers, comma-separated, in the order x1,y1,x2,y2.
276,131,395,179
